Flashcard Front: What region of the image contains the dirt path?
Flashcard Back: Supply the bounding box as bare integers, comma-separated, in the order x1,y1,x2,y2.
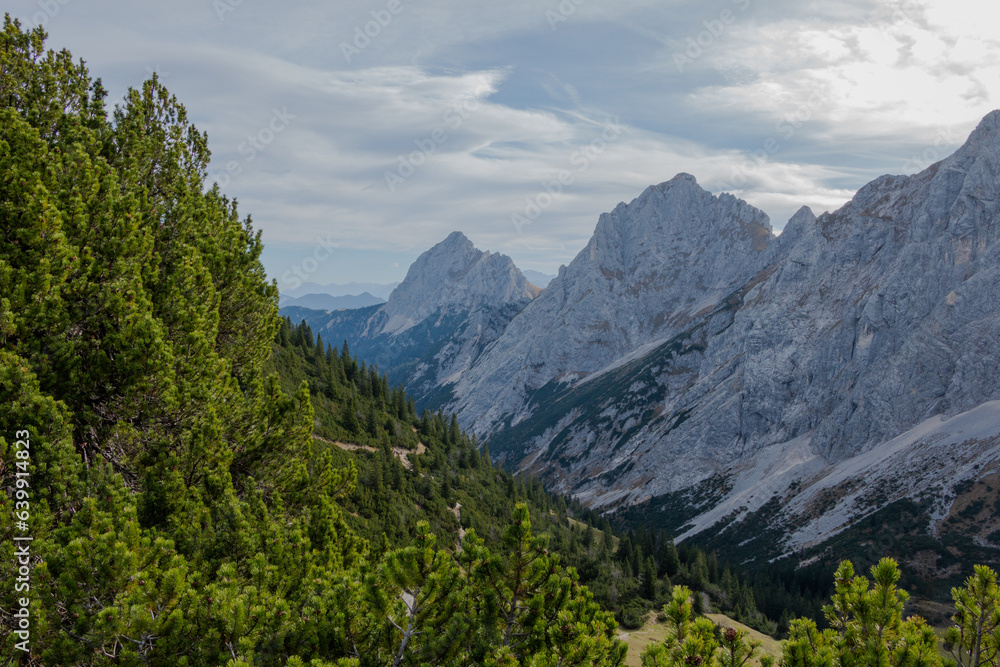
315,434,427,470
452,503,466,550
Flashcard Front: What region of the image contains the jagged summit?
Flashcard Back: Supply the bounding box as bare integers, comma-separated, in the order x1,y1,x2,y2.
657,171,698,187
284,232,538,409
775,205,818,244
448,177,777,434
435,230,476,251
609,172,772,240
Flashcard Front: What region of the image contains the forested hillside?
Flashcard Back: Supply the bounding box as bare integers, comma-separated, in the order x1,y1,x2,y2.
263,317,807,634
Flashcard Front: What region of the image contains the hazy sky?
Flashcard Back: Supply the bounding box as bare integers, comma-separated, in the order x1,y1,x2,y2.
7,0,999,289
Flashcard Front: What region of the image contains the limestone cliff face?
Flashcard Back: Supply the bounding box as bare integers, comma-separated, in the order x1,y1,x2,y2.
286,112,1000,559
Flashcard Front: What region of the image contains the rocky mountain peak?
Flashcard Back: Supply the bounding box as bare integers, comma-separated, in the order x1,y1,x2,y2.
582,172,774,290
436,230,478,254
775,205,818,244
448,178,779,434
381,233,536,335
594,173,772,251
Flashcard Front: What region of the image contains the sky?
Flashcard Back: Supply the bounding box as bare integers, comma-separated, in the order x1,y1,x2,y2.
7,0,1000,290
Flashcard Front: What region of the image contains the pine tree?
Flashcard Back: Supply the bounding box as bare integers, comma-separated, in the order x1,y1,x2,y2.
660,538,681,578
0,19,361,663
944,565,1000,667
641,557,658,601
459,504,626,666
781,559,941,667
374,523,469,666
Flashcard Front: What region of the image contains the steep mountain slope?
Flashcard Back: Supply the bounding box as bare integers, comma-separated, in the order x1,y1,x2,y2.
457,111,1000,566
281,232,539,407
267,317,808,634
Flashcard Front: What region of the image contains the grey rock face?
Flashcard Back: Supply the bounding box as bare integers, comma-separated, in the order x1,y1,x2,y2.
445,111,1000,548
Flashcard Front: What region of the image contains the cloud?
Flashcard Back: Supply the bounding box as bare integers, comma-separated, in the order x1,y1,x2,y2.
5,0,997,286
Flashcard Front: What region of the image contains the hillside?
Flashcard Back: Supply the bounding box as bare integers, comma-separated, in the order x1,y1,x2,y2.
263,317,809,634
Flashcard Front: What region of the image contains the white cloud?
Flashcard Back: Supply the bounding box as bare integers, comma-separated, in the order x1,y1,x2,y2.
686,1,999,140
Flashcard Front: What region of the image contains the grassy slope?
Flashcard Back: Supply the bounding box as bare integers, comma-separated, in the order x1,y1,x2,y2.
619,612,783,667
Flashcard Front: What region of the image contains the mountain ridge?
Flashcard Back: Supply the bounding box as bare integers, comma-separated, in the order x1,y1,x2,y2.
279,291,385,311
446,173,777,437
432,109,1000,569
281,280,400,301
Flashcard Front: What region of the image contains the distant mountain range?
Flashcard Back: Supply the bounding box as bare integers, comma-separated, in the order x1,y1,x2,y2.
279,292,385,311
280,281,399,301
522,270,557,288
283,110,1000,576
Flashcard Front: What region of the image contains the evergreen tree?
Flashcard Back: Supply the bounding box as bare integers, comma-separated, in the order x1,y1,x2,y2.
660,538,681,578
943,565,1000,667
641,557,658,601
780,559,941,667
459,504,626,666
641,586,762,667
